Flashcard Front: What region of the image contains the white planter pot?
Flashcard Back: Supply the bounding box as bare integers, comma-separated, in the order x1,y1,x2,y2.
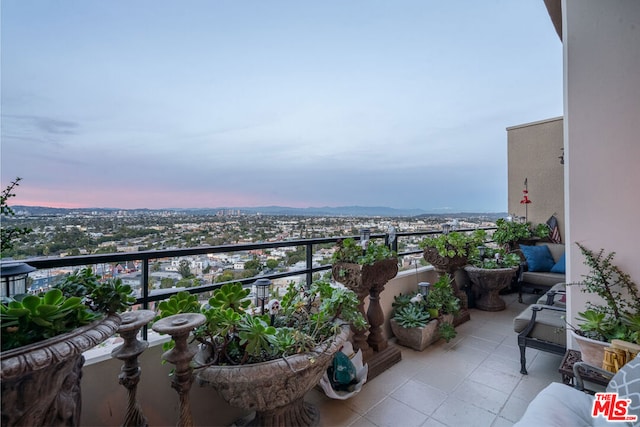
571,330,610,367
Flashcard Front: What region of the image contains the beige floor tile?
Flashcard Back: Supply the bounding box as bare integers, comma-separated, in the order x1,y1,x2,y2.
467,365,522,394
455,378,510,414
431,396,497,427
420,417,448,427
480,353,524,376
412,364,467,393
491,416,515,427
391,379,448,416
347,416,378,427
363,397,428,427
319,291,560,427
498,395,530,423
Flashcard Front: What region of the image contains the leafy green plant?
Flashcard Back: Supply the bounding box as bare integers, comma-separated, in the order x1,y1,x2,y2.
467,247,521,269
426,275,461,317
391,275,459,342
1,177,33,257
569,243,640,343
332,237,396,265
156,280,367,366
0,289,99,351
491,218,549,248
419,230,486,259
1,267,135,351
55,268,135,314
437,321,457,342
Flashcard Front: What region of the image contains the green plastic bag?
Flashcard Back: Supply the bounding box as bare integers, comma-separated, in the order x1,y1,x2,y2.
328,351,357,391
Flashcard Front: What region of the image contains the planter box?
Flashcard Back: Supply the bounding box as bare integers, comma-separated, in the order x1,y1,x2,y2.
390,314,454,351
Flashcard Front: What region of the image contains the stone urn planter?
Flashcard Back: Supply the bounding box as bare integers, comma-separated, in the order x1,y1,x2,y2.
390,314,454,351
195,324,350,427
1,314,121,427
463,266,518,311
332,257,398,356
422,247,468,272
571,330,610,367
422,247,470,324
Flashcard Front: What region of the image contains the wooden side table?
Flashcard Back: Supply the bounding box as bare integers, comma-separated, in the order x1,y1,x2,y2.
558,349,610,393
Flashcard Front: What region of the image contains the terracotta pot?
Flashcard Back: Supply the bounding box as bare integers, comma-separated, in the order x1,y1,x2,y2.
571,330,610,367
195,324,350,427
1,314,122,427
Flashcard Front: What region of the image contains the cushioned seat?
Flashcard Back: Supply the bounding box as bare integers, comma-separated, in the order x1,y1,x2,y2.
513,289,566,374
518,242,566,303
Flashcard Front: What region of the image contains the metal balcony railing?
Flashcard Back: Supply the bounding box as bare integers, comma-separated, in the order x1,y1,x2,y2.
18,227,495,338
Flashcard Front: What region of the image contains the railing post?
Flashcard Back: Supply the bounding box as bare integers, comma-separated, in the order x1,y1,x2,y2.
305,242,313,287
111,310,155,427
141,258,150,341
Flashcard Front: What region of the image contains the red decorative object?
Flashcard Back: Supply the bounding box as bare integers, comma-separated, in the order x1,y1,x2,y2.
519,178,531,221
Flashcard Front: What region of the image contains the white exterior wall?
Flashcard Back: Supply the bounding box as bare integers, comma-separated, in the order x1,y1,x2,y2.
563,0,640,344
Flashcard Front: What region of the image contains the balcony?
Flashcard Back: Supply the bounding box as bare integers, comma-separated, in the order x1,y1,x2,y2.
6,230,563,426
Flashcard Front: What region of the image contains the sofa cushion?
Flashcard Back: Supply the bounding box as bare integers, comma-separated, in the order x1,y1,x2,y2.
604,354,640,427
514,382,594,427
521,271,565,287
513,305,566,346
521,244,556,272
551,253,566,274
544,243,565,263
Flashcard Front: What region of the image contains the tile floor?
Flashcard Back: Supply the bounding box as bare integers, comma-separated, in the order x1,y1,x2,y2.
308,292,565,427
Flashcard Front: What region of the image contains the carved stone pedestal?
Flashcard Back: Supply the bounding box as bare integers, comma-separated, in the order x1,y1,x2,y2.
332,258,402,380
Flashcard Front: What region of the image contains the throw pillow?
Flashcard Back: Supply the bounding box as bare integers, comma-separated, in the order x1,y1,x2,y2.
550,253,566,274
605,354,640,427
520,245,555,272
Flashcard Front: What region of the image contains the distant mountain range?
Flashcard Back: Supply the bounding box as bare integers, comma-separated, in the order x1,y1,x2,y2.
11,205,506,218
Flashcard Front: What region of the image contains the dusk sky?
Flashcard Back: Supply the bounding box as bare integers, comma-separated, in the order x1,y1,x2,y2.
1,1,562,212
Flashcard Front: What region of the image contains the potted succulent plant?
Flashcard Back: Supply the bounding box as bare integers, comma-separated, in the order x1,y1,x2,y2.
491,218,549,251
155,280,366,427
464,247,521,311
568,243,640,366
1,267,135,426
389,275,460,351
331,237,398,356
419,229,485,324
419,229,486,270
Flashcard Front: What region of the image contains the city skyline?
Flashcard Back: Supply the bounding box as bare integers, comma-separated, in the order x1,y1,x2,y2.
1,1,562,212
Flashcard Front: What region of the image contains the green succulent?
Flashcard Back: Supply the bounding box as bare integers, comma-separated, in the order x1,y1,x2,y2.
1,267,134,352
437,321,457,343
420,229,486,259
156,280,367,366
0,289,99,351
393,304,430,328
332,237,396,266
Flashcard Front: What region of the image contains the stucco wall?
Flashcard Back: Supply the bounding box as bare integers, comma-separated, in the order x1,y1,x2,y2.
506,117,564,236
563,0,640,343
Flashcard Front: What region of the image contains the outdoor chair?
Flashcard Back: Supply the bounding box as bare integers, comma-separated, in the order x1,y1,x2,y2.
513,284,567,375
